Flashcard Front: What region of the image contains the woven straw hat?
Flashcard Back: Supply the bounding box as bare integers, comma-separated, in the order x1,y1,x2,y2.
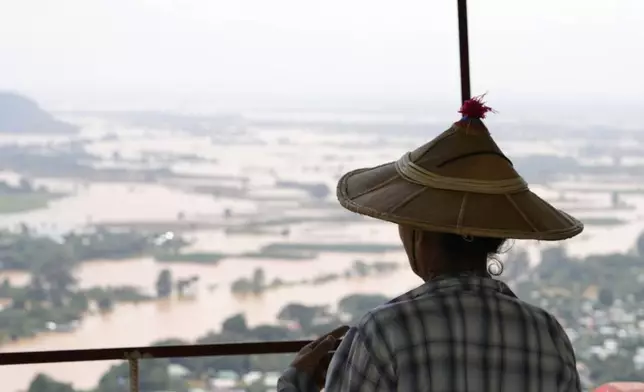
336,98,583,241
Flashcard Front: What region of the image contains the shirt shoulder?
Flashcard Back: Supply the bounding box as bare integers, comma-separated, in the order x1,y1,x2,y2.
354,280,572,358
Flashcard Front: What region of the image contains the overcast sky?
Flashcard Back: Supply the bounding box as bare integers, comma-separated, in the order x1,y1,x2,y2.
0,0,642,117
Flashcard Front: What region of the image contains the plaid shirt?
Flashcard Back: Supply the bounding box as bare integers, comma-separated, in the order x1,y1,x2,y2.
278,275,581,392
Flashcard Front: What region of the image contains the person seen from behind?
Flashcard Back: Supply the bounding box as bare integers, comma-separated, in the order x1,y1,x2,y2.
278,97,583,392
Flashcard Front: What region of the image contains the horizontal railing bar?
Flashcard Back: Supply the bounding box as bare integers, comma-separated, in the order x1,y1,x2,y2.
0,340,341,366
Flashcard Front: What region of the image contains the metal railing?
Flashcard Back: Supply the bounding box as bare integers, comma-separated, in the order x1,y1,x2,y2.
2,342,639,392
0,340,340,392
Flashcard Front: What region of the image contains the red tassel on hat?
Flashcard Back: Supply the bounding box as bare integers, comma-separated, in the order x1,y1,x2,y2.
458,94,495,119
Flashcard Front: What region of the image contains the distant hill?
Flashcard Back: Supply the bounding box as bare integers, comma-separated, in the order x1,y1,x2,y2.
0,92,78,134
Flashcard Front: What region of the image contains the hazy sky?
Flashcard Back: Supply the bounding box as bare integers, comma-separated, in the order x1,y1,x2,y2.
0,0,643,115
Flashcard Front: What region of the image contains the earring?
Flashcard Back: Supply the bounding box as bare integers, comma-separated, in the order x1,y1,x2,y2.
462,235,474,242
487,259,504,276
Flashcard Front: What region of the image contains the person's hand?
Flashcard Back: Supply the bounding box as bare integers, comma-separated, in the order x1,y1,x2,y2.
291,325,350,388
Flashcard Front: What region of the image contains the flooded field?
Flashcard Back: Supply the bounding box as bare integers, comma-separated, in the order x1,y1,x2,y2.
0,115,643,391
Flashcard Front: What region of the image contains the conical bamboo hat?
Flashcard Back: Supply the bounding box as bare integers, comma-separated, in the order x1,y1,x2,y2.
336,98,583,240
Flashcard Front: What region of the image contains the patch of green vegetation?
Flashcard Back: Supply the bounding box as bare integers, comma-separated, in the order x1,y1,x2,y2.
84,286,153,303
239,242,401,260
259,242,401,254
0,281,151,342
0,193,62,214
154,252,228,264
0,227,192,342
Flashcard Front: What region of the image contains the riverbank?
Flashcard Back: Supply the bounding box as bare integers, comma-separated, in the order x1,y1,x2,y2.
0,192,64,214
0,177,67,214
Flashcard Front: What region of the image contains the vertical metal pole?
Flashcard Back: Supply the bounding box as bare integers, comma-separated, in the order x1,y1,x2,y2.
457,0,471,103
128,357,139,392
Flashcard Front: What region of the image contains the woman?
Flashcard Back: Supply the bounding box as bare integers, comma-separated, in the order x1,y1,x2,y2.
278,97,583,392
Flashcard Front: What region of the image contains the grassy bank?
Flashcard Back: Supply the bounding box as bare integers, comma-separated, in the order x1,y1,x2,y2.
258,242,401,254
154,252,228,264
153,242,401,264
0,193,63,214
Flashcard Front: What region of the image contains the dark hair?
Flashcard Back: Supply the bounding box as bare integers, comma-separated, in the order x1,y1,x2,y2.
437,233,507,275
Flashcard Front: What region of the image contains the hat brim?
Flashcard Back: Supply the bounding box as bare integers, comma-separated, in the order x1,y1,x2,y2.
336,161,583,241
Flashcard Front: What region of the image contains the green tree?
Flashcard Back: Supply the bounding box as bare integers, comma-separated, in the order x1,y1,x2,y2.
252,268,266,293
277,303,325,331
18,178,33,192
222,313,248,333
637,231,644,257
505,249,530,279
231,278,254,295
352,260,370,277
156,269,173,298
0,277,10,296
69,293,89,313
27,276,48,302
97,358,189,392
19,223,30,236
587,353,641,384
251,324,294,341
539,246,569,280
27,374,75,392
11,295,27,310
598,287,615,307
338,294,387,322
97,297,114,312
153,338,190,347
